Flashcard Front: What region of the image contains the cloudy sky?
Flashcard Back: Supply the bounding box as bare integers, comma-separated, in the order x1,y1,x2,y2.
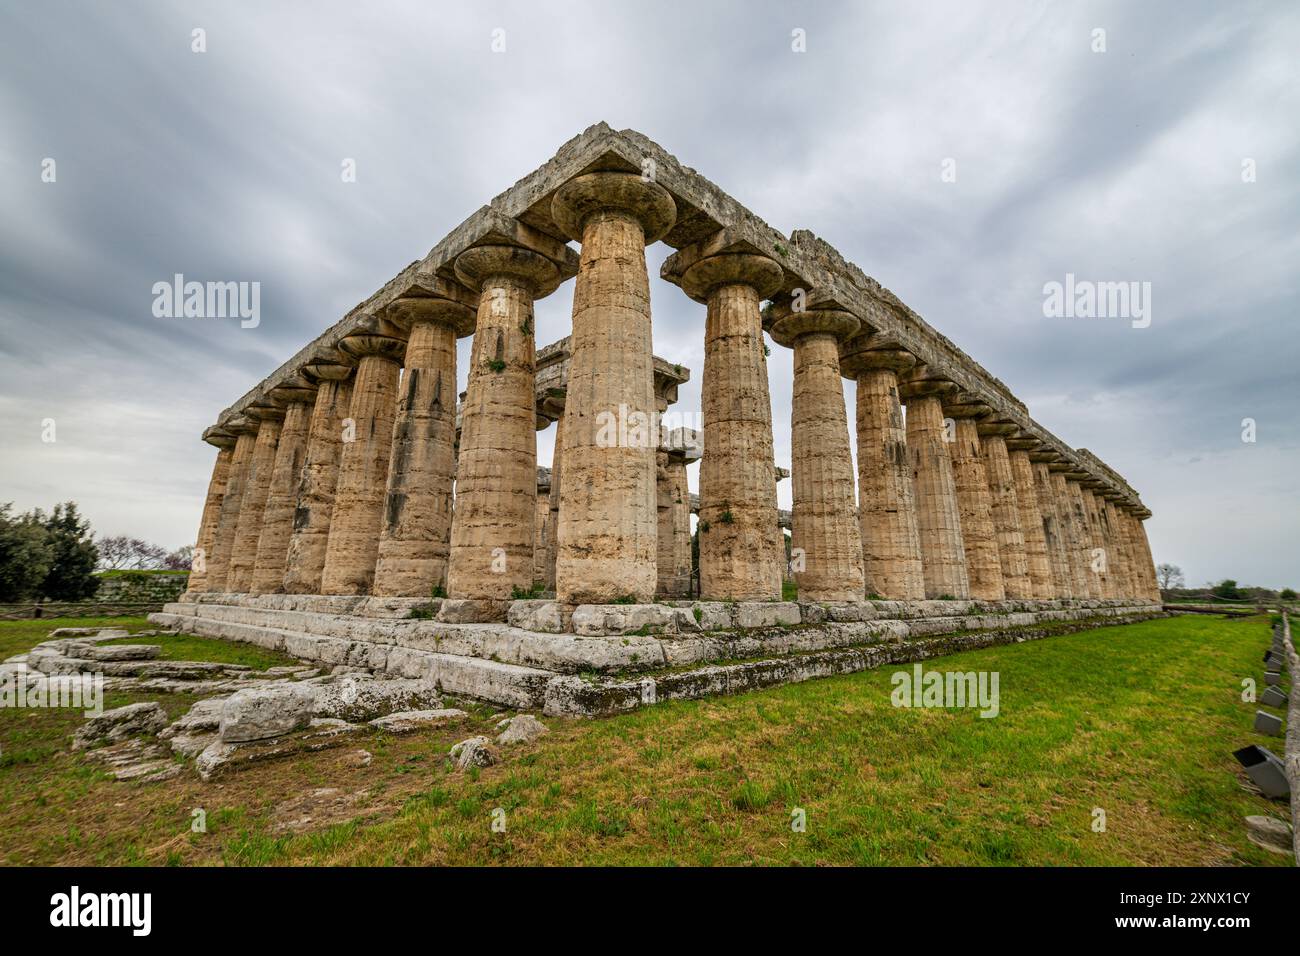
1,1,1296,588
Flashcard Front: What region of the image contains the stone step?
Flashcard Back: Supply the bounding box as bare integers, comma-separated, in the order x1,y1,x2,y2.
150,611,558,710
542,608,1167,717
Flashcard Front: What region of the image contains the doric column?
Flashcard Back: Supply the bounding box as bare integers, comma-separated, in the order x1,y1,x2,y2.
1080,484,1115,598
901,372,969,599
250,376,317,594
226,405,283,593
372,294,475,597
552,172,676,604
979,424,1032,600
282,357,353,594
1051,468,1093,598
185,431,236,593
320,317,407,595
768,307,865,601
947,410,1004,601
534,465,552,587
1031,456,1073,599
205,419,256,592
1131,510,1160,602
1100,495,1133,599
545,415,565,591
1063,475,1099,598
447,244,564,602
840,337,925,600
656,430,698,598
1009,445,1056,598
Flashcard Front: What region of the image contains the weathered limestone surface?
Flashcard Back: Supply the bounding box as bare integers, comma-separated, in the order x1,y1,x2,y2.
187,442,233,593
1101,497,1134,599
678,250,783,601
375,297,473,597
949,417,1004,601
980,429,1032,600
545,416,565,590
283,373,353,594
206,429,256,592
227,414,283,593
657,438,695,598
1064,477,1098,599
1080,487,1114,599
1033,461,1073,599
844,345,925,600
905,391,969,599
1010,450,1055,599
321,321,405,595
770,308,863,601
450,244,564,601
553,172,674,604
251,398,312,593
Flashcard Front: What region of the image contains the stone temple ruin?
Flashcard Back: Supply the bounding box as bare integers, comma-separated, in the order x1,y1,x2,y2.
154,123,1163,717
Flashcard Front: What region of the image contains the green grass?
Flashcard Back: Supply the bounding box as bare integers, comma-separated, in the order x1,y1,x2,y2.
0,613,1291,866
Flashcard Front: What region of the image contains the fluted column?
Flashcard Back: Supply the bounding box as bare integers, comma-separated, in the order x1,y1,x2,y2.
902,377,969,599
1032,458,1073,599
186,435,235,593
552,172,676,604
1131,511,1160,602
841,340,925,600
282,361,353,594
372,296,474,597
1100,496,1133,599
687,257,784,601
1063,477,1099,598
545,415,565,590
320,319,406,595
448,244,563,601
1080,486,1115,598
948,415,1004,601
206,422,256,592
250,381,316,594
1009,447,1055,598
226,408,283,593
980,427,1031,600
1051,470,1091,598
769,308,864,601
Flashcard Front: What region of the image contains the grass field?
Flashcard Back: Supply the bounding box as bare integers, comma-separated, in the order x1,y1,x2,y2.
0,612,1290,866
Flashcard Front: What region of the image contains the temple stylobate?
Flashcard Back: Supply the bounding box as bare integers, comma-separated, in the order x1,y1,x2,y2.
166,124,1161,717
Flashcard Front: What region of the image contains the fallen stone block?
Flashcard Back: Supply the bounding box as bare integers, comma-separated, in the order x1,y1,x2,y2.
73,702,170,750
450,735,499,770
496,713,548,745
369,708,468,734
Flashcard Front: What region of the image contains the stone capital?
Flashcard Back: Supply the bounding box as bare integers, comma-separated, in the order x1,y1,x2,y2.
336,314,407,362
679,253,783,304
661,426,702,462
453,244,565,299
944,392,994,420
838,331,917,378
202,426,237,449
385,293,477,337
244,400,287,423
976,419,1020,437
551,171,676,244
898,368,959,401
267,372,319,406
765,306,860,349
224,414,259,436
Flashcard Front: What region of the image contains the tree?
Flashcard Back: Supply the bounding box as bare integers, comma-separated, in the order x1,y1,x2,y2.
0,503,54,602
1211,579,1244,601
162,545,193,571
1280,588,1297,602
1155,563,1184,591
38,502,99,601
96,535,168,570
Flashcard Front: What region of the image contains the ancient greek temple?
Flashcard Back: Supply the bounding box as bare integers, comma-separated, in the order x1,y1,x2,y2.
157,124,1162,716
